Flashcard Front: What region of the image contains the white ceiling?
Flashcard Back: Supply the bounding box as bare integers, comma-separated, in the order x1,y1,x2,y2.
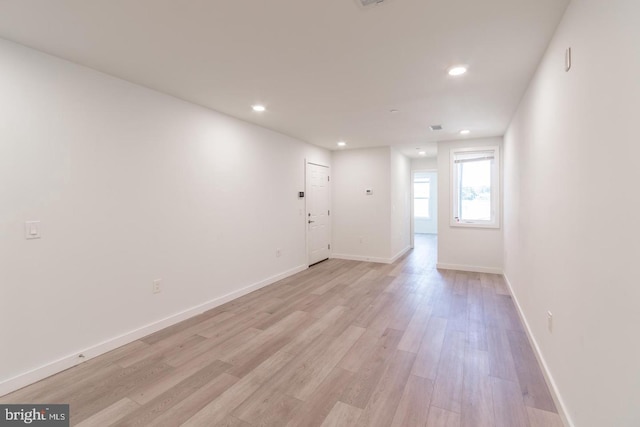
0,0,568,158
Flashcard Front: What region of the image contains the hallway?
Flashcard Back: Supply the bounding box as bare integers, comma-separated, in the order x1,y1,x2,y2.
1,237,561,426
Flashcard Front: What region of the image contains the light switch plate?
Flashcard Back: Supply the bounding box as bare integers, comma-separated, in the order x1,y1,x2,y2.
25,221,41,240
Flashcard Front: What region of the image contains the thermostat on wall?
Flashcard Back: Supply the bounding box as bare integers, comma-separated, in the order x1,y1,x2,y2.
365,188,373,195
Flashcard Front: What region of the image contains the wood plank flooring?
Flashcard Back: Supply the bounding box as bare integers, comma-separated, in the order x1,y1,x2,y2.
0,234,563,426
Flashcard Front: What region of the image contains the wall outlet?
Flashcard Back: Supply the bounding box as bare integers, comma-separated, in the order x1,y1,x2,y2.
25,221,42,240
547,311,553,333
153,279,162,294
276,248,282,258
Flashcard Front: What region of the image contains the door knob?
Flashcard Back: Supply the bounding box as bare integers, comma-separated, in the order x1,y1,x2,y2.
308,220,315,224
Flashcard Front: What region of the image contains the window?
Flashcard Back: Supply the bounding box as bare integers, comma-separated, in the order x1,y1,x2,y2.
451,147,500,228
414,174,431,218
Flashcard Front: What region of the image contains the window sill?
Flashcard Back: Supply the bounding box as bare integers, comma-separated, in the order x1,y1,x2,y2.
450,221,500,229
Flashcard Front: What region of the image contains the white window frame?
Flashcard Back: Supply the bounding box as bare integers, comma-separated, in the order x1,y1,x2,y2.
450,146,500,228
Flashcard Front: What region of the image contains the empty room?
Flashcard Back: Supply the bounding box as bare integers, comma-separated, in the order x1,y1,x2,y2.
0,0,638,426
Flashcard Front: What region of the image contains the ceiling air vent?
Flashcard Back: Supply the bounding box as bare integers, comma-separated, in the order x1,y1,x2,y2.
358,0,386,7
429,125,443,131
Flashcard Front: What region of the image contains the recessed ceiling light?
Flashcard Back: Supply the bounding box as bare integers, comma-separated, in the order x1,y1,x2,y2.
460,129,471,135
252,104,266,112
337,141,347,147
448,66,468,76
418,151,426,155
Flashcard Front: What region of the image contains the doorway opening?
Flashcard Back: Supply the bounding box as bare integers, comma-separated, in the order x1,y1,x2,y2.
306,162,331,266
413,170,437,235
411,170,438,263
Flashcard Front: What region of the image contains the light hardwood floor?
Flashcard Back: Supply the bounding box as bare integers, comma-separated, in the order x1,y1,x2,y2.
1,235,563,426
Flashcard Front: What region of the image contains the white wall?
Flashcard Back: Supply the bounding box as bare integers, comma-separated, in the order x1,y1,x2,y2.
0,38,330,394
411,157,438,171
331,147,391,261
390,148,411,258
503,1,640,425
437,137,503,273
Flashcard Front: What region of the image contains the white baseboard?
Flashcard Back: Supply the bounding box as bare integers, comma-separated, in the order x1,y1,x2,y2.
331,253,391,264
0,264,308,397
390,246,412,263
503,274,574,427
436,263,503,274
331,247,411,265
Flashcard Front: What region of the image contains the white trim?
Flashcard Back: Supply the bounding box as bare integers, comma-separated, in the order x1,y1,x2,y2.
390,246,411,263
331,253,391,264
410,172,414,248
449,222,500,229
304,158,309,267
331,246,411,264
0,264,308,397
436,262,502,274
306,161,329,167
503,274,574,427
331,254,387,264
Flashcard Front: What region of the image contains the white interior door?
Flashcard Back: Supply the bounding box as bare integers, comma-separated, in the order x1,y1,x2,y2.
307,162,330,265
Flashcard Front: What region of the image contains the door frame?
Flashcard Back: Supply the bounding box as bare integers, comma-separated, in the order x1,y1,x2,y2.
305,160,331,267
410,168,437,249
